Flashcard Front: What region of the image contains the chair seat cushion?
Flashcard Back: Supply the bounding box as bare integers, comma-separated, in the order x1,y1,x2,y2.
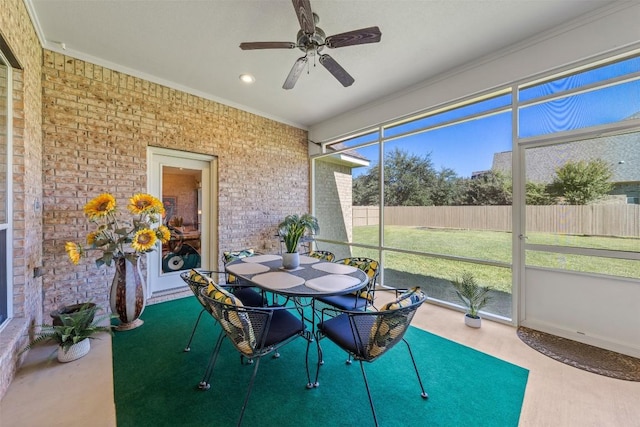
223,248,255,261
368,288,425,358
306,250,335,262
202,276,257,355
188,269,209,285
341,257,378,300
189,269,265,308
381,287,424,310
233,288,266,307
223,249,255,283
317,294,369,311
318,313,369,358
263,309,306,347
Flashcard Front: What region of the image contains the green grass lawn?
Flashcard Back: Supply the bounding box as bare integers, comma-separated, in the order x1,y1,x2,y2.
353,225,639,294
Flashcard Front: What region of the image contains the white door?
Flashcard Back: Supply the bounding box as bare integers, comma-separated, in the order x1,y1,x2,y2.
147,147,217,296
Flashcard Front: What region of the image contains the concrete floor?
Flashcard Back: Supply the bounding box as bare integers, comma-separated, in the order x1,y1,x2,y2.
1,291,639,426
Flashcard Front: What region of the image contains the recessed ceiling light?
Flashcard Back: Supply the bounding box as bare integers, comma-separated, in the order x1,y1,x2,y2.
239,74,255,84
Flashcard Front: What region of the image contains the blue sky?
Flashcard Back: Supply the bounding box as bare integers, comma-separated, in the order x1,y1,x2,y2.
349,56,639,179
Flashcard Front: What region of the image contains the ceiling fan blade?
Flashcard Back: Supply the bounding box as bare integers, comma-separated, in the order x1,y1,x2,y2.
319,54,354,87
240,42,296,50
283,57,308,90
325,26,382,48
292,0,315,34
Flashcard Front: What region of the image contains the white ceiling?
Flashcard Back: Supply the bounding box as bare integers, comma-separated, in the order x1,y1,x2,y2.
27,0,615,129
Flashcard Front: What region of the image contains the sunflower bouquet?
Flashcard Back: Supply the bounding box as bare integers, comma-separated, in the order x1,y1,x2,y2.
65,193,171,267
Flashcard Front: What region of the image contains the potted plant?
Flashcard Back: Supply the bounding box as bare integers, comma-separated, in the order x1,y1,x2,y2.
21,303,114,363
278,213,319,269
450,272,492,328
50,302,98,327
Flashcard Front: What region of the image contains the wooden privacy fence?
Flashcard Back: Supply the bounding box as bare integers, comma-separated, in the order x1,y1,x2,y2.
353,205,640,237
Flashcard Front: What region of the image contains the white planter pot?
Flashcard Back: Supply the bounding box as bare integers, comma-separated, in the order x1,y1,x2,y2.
57,338,91,362
282,252,300,270
464,314,482,328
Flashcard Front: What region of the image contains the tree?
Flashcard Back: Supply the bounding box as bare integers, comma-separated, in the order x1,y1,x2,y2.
353,148,456,206
353,167,379,206
432,167,464,206
549,159,613,205
460,170,512,205
383,148,437,206
526,181,555,205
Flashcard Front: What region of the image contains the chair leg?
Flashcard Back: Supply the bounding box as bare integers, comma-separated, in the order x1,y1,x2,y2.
307,331,322,388
199,332,225,390
305,336,313,388
184,308,206,352
358,361,379,427
403,338,429,399
237,356,262,426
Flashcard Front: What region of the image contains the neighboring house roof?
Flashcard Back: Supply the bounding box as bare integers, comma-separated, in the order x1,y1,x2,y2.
325,142,368,161
319,142,371,169
492,131,640,184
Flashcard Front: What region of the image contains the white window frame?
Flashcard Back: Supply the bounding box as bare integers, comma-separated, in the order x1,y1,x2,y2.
0,50,13,329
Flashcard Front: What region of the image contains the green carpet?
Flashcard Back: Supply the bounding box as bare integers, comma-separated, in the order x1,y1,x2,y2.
112,297,528,427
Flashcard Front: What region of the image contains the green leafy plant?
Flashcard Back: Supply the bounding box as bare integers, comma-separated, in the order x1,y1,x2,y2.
278,213,319,253
21,303,114,356
549,159,613,205
450,272,492,318
526,181,555,205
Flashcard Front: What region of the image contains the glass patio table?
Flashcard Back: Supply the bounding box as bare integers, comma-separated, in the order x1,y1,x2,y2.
225,254,368,387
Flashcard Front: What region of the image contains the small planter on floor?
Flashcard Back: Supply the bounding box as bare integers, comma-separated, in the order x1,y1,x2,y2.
20,303,113,362
464,314,482,328
450,272,492,329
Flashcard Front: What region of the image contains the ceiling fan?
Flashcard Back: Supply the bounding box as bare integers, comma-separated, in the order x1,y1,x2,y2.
239,0,382,90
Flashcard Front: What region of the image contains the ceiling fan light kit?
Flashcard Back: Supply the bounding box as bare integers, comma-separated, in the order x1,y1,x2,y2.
239,0,381,90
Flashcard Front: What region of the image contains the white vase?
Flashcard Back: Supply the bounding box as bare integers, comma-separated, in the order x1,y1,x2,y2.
57,338,91,362
282,252,300,269
464,314,482,328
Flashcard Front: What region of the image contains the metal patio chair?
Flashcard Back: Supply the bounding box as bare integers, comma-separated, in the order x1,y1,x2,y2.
199,285,307,426
316,288,428,427
316,257,380,311
179,269,265,352
303,250,335,262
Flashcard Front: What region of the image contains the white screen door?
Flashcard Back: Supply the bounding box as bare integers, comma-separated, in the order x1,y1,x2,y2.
147,147,217,296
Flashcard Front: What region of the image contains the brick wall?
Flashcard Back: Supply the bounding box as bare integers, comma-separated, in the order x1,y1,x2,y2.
40,51,309,314
0,0,44,400
1,0,310,400
314,159,353,260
